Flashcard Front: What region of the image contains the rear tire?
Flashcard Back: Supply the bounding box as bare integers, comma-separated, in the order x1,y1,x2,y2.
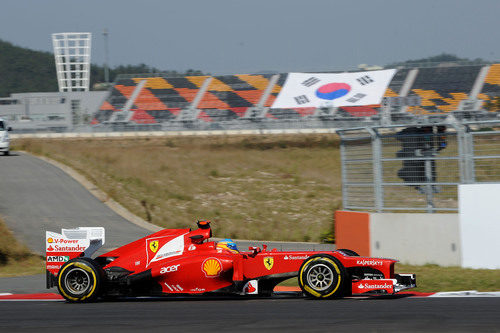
57,258,104,302
298,254,347,299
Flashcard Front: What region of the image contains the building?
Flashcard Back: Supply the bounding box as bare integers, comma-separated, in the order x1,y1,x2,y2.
0,91,108,132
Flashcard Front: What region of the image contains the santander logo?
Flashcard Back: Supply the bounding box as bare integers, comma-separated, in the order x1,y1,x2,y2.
359,283,392,289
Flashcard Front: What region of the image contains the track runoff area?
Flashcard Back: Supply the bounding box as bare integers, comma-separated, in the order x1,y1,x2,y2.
2,289,500,331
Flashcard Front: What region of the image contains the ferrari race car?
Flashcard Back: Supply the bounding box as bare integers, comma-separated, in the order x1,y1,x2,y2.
46,221,416,302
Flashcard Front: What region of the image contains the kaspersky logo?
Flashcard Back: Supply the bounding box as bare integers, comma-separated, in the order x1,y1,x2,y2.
356,260,383,266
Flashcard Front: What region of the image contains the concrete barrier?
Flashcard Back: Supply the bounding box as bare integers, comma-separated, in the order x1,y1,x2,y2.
459,184,500,269
10,128,338,139
335,211,461,266
370,213,460,266
335,211,370,256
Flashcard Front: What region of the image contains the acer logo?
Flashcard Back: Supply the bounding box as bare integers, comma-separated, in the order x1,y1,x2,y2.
160,264,180,274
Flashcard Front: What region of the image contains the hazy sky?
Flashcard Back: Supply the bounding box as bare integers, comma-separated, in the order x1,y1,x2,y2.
1,0,499,74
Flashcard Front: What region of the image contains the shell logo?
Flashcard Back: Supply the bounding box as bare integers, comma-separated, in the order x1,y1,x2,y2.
202,258,222,277
47,238,54,243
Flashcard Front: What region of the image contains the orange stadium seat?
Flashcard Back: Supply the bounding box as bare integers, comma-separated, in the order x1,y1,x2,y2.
478,63,500,109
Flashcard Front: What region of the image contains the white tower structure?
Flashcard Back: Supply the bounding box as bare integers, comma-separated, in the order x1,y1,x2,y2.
51,32,92,92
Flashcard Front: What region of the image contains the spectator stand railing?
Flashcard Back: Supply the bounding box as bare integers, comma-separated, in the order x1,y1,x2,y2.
337,120,500,213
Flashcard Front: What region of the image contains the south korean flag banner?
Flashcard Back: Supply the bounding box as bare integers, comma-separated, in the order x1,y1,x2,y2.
271,69,396,108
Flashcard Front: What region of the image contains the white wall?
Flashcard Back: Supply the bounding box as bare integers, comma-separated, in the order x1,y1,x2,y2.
459,184,500,269
370,213,461,266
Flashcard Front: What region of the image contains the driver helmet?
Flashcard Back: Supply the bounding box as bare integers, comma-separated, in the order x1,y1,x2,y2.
217,239,239,253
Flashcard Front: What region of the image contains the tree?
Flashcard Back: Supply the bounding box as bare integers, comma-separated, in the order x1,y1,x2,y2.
385,53,488,68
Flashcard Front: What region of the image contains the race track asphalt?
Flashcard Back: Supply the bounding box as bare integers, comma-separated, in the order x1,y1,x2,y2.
0,152,150,254
0,296,499,332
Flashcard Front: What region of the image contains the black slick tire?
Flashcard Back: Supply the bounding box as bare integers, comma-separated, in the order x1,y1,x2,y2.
298,254,347,299
57,257,104,303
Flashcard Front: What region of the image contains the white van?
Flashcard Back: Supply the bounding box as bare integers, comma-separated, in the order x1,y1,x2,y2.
0,118,12,156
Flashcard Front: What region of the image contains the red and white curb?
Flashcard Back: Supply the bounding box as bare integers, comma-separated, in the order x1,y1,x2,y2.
0,290,499,301
0,293,63,301
429,290,500,297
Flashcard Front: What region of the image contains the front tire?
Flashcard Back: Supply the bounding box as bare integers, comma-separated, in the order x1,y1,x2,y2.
337,249,359,257
57,258,104,302
298,254,347,299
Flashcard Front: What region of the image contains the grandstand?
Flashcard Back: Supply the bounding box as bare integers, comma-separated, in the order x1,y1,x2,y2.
92,63,500,131
93,74,285,124
4,64,499,133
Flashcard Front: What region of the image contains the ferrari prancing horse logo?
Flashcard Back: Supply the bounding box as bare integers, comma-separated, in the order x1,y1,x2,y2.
263,257,274,270
149,240,159,253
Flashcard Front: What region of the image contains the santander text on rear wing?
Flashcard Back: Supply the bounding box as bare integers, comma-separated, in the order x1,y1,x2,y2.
45,227,105,288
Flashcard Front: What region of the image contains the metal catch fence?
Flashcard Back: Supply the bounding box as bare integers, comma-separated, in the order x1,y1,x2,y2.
338,121,500,212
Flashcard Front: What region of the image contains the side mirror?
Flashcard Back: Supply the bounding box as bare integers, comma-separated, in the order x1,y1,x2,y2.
248,246,262,256
189,235,203,240
7,127,12,131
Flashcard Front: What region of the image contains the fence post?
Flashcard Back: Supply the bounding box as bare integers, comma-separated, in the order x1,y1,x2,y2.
338,131,349,210
449,120,469,184
464,127,476,183
368,128,383,212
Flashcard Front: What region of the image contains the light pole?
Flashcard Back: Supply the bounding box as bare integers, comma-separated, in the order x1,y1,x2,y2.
103,28,110,83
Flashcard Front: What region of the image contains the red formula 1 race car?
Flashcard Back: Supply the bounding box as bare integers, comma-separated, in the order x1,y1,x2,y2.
45,221,416,302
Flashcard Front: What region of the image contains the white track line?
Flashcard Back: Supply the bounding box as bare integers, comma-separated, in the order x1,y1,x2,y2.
429,290,500,297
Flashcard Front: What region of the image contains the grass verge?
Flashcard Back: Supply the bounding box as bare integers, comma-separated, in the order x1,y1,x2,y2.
0,217,44,277
14,135,341,242
396,263,500,292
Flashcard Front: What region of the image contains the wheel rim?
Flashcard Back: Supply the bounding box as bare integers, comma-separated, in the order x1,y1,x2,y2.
307,263,335,291
64,267,91,295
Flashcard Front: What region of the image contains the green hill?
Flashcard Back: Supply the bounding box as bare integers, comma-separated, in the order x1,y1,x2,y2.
0,40,58,97
0,39,204,97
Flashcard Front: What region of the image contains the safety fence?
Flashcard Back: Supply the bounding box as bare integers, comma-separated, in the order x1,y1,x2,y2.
337,121,500,212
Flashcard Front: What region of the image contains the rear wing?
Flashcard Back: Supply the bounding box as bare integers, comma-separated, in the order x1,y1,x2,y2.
46,227,105,288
